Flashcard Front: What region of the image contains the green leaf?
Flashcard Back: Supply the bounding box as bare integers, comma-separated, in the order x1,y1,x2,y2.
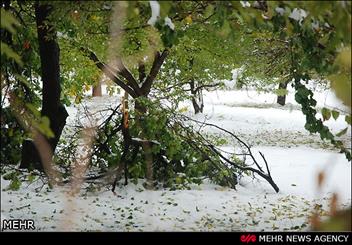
0,42,23,66
25,103,41,117
3,171,17,180
336,127,348,137
174,176,180,184
8,177,21,191
219,20,231,38
14,74,33,89
27,174,36,183
330,74,351,109
331,110,340,120
345,115,351,125
159,2,171,18
0,9,20,34
321,107,331,121
204,5,214,19
25,104,55,138
39,116,54,137
275,88,289,96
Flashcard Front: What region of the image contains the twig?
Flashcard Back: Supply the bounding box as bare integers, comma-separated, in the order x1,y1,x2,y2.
184,115,265,172
259,151,272,178
210,146,279,193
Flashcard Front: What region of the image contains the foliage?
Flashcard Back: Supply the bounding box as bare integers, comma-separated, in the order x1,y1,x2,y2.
2,1,351,190
236,1,351,160
0,108,25,165
1,3,62,170
1,6,39,166
77,100,240,189
0,8,22,65
3,170,22,191
157,19,241,111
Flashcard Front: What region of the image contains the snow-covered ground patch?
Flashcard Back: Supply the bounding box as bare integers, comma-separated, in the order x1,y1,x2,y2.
1,88,351,231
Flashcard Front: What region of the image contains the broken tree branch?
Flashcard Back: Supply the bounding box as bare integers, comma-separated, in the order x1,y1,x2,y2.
115,58,143,96
141,49,169,95
174,113,279,193
185,116,265,173
210,146,279,193
80,47,138,98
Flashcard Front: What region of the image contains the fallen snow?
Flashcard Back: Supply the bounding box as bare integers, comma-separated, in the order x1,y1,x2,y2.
289,8,308,24
147,1,160,26
164,17,175,30
1,87,351,231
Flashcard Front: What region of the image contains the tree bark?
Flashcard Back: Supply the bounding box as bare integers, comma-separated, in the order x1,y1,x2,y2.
141,50,168,95
20,3,68,170
138,61,146,83
190,79,204,114
191,96,203,114
277,80,288,106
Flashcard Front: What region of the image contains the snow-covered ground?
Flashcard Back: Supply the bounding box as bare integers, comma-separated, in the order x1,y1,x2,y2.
1,86,351,231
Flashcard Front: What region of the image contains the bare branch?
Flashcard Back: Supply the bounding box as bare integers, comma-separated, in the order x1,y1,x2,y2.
209,145,279,193
259,151,272,178
185,116,265,172
193,82,222,94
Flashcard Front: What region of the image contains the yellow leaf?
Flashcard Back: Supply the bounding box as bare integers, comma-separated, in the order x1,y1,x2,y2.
178,107,188,113
185,15,192,24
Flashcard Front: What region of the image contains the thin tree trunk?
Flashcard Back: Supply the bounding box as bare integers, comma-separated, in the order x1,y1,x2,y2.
134,96,154,189
191,97,203,114
277,81,288,106
190,79,204,114
20,3,68,170
142,141,154,189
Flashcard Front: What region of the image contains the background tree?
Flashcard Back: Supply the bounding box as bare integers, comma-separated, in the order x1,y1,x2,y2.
239,1,351,159
158,19,242,114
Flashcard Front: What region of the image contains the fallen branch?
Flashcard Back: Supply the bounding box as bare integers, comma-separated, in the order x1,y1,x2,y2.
210,146,279,193
175,114,279,193
184,116,265,172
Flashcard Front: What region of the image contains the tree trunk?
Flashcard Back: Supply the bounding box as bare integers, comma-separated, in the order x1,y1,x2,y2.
191,97,203,114
134,97,154,189
277,81,288,106
134,99,147,115
190,79,204,114
92,82,102,97
20,3,68,170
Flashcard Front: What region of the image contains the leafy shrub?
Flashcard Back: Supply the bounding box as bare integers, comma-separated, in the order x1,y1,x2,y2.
0,107,25,166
